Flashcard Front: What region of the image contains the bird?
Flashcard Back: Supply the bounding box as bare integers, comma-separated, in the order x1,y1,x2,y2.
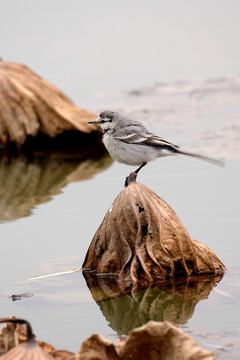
88,111,224,177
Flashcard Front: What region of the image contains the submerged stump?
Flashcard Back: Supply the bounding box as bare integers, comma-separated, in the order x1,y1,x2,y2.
83,176,225,284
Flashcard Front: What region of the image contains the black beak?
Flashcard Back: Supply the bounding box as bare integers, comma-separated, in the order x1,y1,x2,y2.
88,117,100,124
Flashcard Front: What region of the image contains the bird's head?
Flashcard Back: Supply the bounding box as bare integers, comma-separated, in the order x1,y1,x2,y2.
88,111,121,133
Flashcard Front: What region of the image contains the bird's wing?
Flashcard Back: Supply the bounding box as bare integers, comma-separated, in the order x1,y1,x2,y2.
144,133,179,149
115,132,179,149
114,132,150,144
114,129,224,166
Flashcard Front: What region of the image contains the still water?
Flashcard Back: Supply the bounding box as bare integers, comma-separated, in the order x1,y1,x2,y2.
0,1,240,359
0,152,239,358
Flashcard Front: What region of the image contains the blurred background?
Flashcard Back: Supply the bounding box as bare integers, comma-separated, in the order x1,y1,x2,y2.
1,0,240,110
0,1,240,358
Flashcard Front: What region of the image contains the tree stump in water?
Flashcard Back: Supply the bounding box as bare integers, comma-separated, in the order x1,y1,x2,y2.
83,175,225,285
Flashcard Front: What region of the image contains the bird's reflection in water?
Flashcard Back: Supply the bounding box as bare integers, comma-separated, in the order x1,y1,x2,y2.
83,271,224,336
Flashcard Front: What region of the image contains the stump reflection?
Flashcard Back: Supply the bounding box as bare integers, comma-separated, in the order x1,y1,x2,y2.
83,271,223,336
0,152,112,222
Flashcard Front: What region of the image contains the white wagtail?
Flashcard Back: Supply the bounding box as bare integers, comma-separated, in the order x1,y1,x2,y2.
89,111,224,176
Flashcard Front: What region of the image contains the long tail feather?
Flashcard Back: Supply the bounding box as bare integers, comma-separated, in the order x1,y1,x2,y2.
176,149,225,167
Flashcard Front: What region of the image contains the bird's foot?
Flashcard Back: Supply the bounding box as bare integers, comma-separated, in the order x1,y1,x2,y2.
124,172,138,187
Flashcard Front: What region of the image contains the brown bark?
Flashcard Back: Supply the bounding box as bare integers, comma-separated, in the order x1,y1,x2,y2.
77,321,215,360
83,180,225,284
0,60,99,145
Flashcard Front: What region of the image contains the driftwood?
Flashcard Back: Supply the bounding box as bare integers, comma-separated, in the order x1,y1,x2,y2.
83,177,225,284
0,59,99,146
77,321,215,360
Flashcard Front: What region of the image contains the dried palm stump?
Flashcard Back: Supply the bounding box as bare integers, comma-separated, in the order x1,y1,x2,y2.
0,59,100,146
77,321,215,360
83,175,225,284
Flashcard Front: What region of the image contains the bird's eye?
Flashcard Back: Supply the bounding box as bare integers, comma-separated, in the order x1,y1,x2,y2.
108,118,112,123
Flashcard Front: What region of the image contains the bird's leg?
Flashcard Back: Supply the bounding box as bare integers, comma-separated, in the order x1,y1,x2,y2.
124,163,147,188
124,172,137,187
134,162,147,174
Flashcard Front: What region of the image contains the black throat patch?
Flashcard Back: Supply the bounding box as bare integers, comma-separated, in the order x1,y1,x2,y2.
103,128,110,135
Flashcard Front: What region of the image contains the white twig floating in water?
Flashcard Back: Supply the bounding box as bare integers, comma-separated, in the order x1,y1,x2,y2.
28,267,82,280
